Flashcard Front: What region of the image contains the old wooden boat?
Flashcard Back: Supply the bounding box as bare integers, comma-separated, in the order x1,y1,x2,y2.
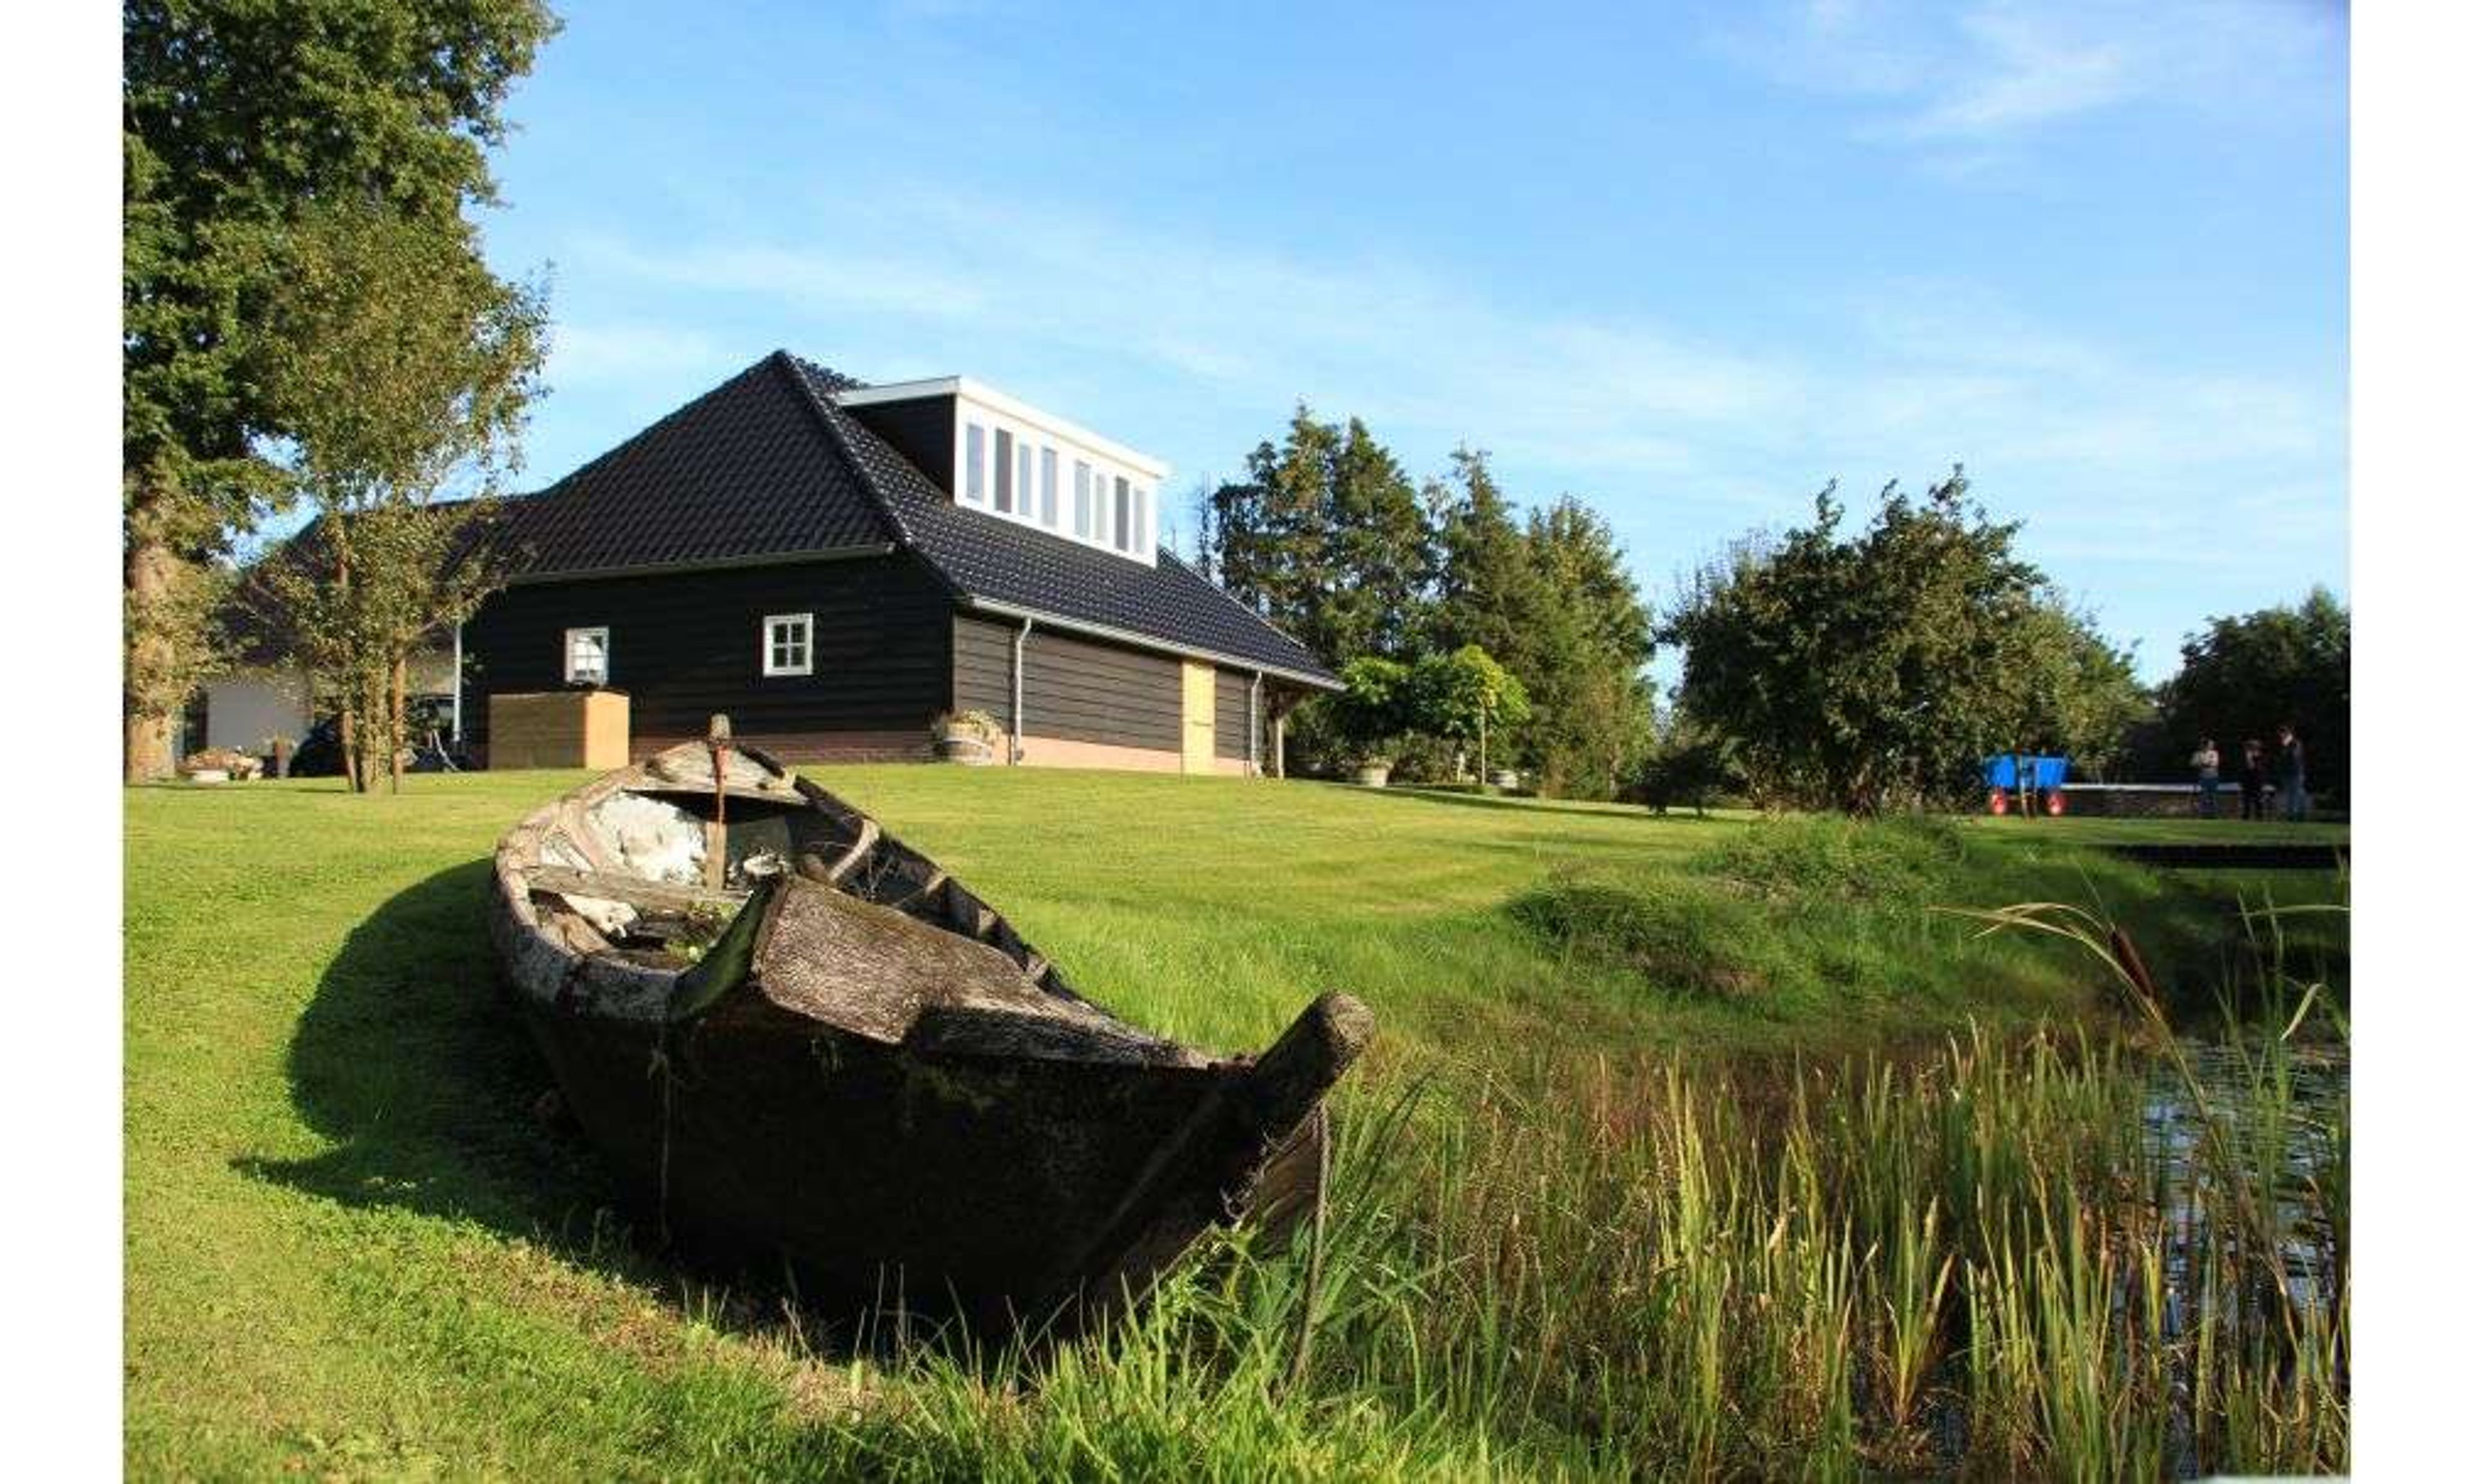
488,720,1372,1331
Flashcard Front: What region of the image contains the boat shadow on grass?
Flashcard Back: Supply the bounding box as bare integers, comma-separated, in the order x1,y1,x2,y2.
235,859,835,1348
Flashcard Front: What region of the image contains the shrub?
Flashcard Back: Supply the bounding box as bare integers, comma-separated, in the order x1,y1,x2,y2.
1507,877,1783,1001
1698,814,1965,907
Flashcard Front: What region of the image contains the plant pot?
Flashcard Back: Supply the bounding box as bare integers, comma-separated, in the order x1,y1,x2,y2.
934,732,998,765
1490,769,1519,791
1353,763,1391,788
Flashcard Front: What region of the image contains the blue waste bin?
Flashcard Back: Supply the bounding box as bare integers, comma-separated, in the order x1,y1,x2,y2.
1982,755,2069,796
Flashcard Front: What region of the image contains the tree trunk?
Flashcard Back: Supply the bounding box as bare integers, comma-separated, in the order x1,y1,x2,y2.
122,530,184,784
390,655,407,793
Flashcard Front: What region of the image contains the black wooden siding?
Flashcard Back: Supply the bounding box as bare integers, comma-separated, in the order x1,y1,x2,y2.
1214,668,1265,760
953,616,1183,752
461,554,953,754
843,393,956,496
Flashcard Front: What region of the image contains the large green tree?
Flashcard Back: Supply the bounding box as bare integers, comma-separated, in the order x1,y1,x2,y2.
1427,445,1536,661
1512,498,1658,799
122,0,556,780
1206,406,1432,665
256,203,545,792
2157,587,2350,802
1662,469,2140,812
1322,417,1435,661
2004,597,2154,781
1208,406,1339,644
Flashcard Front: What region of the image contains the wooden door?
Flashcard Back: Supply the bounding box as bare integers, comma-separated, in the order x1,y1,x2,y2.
1180,661,1215,775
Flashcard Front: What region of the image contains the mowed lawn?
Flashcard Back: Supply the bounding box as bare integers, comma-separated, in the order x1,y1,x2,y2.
124,768,2346,1476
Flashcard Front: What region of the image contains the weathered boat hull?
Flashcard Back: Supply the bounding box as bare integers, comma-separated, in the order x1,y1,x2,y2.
488,736,1370,1331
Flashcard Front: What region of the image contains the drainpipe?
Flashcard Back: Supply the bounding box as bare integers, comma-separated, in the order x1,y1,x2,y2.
450,622,464,744
1010,616,1034,764
1249,672,1263,778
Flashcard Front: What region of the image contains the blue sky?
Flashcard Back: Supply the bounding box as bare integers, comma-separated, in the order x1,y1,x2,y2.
473,0,2348,681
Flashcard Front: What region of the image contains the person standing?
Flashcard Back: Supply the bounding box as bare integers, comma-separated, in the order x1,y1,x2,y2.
2276,723,2308,822
2190,737,2221,818
2239,739,2268,821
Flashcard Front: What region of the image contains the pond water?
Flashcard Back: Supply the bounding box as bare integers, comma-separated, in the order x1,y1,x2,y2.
2145,1033,2349,1304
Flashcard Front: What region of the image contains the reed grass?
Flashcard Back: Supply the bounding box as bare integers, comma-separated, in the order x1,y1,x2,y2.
806,928,2348,1480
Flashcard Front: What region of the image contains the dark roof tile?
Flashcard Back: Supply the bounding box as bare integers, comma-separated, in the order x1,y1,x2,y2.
499,356,893,575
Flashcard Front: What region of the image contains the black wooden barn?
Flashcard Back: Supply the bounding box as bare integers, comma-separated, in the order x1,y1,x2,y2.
457,352,1339,772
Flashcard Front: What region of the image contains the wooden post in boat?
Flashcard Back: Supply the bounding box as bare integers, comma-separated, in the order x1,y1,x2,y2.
705,714,732,889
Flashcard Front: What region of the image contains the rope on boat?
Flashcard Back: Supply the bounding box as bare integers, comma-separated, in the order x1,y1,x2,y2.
649,1036,676,1250
1284,1103,1332,1393
822,816,880,885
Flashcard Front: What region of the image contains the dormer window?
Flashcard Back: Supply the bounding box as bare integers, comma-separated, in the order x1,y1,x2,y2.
835,377,1167,566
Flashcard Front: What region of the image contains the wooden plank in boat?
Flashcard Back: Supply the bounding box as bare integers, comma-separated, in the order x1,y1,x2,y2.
525,864,750,916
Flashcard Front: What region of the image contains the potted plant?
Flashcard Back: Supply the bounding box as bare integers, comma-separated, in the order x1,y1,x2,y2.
931,709,1002,765
1331,657,1414,788
179,746,262,783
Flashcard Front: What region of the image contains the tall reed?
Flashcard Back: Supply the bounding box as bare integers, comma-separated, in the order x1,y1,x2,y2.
810,912,2347,1481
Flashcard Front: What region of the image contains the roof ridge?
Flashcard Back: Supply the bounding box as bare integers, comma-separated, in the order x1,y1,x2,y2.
523,353,780,500
769,351,965,601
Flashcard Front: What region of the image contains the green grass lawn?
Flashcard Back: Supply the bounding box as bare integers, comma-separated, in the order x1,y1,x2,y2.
124,769,2347,1477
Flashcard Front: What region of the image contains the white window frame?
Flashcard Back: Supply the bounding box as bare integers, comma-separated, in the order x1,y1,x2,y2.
762,612,814,677
933,388,1170,566
564,626,610,686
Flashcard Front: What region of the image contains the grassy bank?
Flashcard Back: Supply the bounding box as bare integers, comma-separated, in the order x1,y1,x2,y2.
124,769,2346,1476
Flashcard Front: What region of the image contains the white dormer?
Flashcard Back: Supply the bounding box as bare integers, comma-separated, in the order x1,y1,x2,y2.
834,377,1170,566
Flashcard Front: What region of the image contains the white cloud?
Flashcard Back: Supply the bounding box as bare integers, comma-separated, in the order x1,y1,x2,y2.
558,202,2340,554
562,197,1803,492
1716,0,2343,163
1886,6,2134,141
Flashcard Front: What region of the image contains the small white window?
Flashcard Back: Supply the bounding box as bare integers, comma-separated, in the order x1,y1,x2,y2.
763,612,813,677
564,626,609,686
1017,442,1034,521
1039,446,1058,527
1073,461,1092,538
963,423,987,504
1113,476,1132,551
